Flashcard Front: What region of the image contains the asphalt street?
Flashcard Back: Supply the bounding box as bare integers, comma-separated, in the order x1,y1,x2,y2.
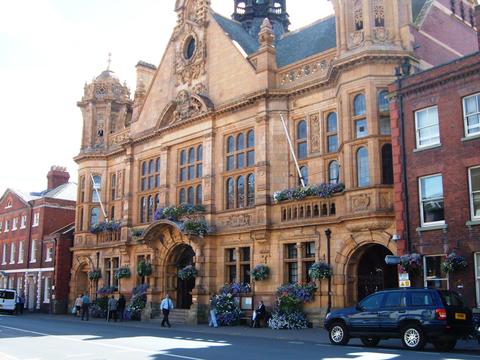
0,313,479,360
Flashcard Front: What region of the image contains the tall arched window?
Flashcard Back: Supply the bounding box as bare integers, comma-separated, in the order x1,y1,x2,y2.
354,0,364,31
187,187,194,205
237,133,245,151
354,94,368,138
297,120,307,159
354,94,366,116
147,196,154,222
91,175,102,202
155,194,160,212
197,145,203,161
381,144,393,185
148,160,155,190
196,185,203,205
226,178,235,209
329,161,339,184
247,130,255,166
374,0,385,27
179,188,186,204
247,174,255,207
78,207,84,231
378,90,391,135
357,147,370,187
326,112,338,153
237,176,245,209
299,166,309,186
90,207,100,227
140,197,146,223
155,158,161,187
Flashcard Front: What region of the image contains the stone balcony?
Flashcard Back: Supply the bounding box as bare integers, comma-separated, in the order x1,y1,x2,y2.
73,228,127,249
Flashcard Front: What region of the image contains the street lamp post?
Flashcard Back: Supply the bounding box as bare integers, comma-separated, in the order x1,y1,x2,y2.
325,228,332,315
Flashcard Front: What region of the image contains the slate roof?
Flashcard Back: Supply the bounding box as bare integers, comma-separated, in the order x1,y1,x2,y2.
412,0,428,22
212,12,337,68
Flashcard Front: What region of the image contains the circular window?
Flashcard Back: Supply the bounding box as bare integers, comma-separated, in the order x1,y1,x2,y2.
184,36,196,60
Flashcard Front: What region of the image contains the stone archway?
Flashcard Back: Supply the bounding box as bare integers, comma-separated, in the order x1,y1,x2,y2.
165,244,196,309
346,243,397,305
75,264,89,298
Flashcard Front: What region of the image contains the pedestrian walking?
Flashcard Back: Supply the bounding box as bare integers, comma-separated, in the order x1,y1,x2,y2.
160,294,174,328
81,293,90,321
117,294,126,321
208,293,218,328
74,294,83,317
107,295,118,322
15,293,24,315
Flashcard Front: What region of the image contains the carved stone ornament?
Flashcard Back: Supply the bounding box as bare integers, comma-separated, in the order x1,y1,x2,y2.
352,193,371,212
309,114,321,153
346,219,393,232
374,27,389,42
351,30,365,47
221,213,254,228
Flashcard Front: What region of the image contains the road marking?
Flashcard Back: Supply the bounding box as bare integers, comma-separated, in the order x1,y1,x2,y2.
0,351,20,360
288,341,304,344
66,354,94,358
0,324,209,360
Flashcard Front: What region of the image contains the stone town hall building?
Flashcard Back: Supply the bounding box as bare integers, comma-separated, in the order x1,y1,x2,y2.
71,0,478,323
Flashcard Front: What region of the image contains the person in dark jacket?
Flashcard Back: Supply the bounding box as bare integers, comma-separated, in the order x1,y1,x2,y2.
117,294,126,321
252,300,266,328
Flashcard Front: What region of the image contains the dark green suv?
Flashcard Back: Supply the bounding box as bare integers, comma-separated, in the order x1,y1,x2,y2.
324,288,474,351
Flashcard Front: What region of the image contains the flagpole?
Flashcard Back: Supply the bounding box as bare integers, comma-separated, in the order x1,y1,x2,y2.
280,113,306,188
90,172,108,221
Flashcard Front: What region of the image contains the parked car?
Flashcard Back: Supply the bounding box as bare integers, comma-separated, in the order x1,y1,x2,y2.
324,288,474,351
0,289,17,314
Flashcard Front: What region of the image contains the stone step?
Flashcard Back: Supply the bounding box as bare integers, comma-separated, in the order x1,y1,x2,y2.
151,309,189,324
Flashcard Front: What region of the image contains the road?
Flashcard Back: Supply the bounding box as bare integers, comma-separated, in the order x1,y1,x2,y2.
0,313,479,360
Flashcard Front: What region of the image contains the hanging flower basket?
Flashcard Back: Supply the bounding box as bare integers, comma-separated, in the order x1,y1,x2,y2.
137,259,153,277
219,282,251,295
308,262,333,280
114,266,131,280
399,253,422,274
88,269,102,281
181,219,211,237
90,220,122,234
178,265,197,280
273,183,345,203
442,252,468,274
249,264,270,281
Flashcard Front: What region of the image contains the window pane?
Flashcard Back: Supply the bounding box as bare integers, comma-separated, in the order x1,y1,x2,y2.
421,175,444,224
228,265,236,283
188,165,195,180
299,166,308,186
156,158,161,172
416,107,440,146
90,208,100,226
288,262,298,283
187,187,194,205
466,114,480,135
188,148,195,163
297,142,307,160
360,293,383,310
464,95,478,115
149,160,155,174
411,292,434,306
329,161,339,184
297,121,307,140
196,185,203,205
356,119,368,138
380,117,391,135
237,133,245,151
327,113,337,132
242,265,251,284
180,168,187,182
381,144,393,185
237,176,245,208
247,150,255,167
227,136,235,153
247,174,255,207
286,244,297,259
197,145,203,161
241,247,250,261
227,178,234,209
237,153,245,169
180,150,186,165
148,176,154,190
155,175,160,188
226,155,234,171
247,130,255,148
384,292,405,308
196,164,203,178
179,189,186,204
305,242,315,258
228,248,236,262
378,90,389,112
327,135,338,153
147,196,153,222
141,162,147,176
357,147,370,187
140,198,146,223
354,94,366,116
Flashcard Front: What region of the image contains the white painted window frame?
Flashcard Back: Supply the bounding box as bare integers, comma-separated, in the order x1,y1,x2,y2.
419,174,445,227
463,93,480,137
469,166,480,221
415,106,440,149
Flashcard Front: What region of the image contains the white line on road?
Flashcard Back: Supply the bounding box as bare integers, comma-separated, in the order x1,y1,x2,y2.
0,324,207,360
65,354,94,358
288,341,304,344
0,351,20,360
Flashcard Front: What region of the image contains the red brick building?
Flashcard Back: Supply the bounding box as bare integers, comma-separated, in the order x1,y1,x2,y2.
0,167,76,313
390,18,480,307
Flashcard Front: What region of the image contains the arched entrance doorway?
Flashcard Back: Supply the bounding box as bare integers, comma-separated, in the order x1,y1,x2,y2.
166,244,196,309
347,244,397,304
76,265,89,297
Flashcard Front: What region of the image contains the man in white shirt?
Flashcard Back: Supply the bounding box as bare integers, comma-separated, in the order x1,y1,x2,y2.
160,294,174,327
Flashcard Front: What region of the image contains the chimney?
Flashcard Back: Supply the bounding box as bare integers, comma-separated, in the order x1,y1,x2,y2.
47,166,70,190
476,5,480,51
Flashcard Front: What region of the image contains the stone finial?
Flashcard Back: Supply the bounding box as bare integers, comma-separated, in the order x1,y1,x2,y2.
258,18,275,47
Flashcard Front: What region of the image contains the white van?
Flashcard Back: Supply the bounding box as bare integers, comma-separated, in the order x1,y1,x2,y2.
0,289,17,314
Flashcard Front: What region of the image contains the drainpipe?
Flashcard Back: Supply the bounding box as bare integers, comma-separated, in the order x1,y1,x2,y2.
325,228,332,315
395,72,412,254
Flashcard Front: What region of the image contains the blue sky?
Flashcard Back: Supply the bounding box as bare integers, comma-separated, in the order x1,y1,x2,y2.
0,0,333,195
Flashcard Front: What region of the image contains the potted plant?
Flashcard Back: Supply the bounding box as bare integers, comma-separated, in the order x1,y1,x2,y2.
114,266,131,280
250,264,270,281
442,252,468,274
178,265,197,280
137,259,153,277
88,269,102,281
308,262,333,280
399,253,422,274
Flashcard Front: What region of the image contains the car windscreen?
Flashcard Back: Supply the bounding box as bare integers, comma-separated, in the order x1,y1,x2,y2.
0,291,15,300
439,290,464,307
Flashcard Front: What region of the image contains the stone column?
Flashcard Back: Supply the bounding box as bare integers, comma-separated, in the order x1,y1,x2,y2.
159,146,170,206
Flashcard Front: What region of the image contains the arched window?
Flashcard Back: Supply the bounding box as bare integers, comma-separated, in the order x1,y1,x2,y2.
141,162,147,176
179,188,186,204
354,0,364,31
326,112,338,153
155,194,160,212
140,197,146,223
374,0,385,27
299,166,309,186
381,144,393,185
227,136,235,153
329,161,339,184
247,130,255,167
148,160,155,190
378,90,389,113
90,207,100,227
187,187,194,205
357,147,370,187
237,133,245,151
147,196,154,222
197,145,203,161
378,90,391,135
196,185,203,205
149,160,155,174
91,175,102,202
226,178,235,209
354,94,366,116
237,176,245,208
297,120,307,159
180,150,187,166
188,148,195,164
247,130,255,148
78,207,84,231
247,174,255,207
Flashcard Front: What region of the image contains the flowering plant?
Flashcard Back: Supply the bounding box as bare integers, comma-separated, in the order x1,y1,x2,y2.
88,269,102,281
90,220,122,234
273,183,345,203
308,262,333,280
214,293,241,326
97,286,117,296
130,228,145,239
155,204,206,222
399,253,422,274
114,266,131,280
268,310,308,330
219,282,251,295
178,265,197,280
277,282,317,303
128,284,149,321
249,264,270,281
181,219,211,237
442,252,468,274
137,259,153,277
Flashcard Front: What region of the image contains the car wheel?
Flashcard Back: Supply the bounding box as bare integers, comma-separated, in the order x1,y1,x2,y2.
401,324,426,351
361,337,380,347
432,339,457,352
329,322,350,345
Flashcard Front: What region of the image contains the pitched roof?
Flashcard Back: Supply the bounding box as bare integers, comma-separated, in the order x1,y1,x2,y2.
41,182,77,202
212,12,337,68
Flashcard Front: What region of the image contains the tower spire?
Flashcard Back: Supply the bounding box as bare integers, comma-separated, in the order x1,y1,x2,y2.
107,52,112,71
